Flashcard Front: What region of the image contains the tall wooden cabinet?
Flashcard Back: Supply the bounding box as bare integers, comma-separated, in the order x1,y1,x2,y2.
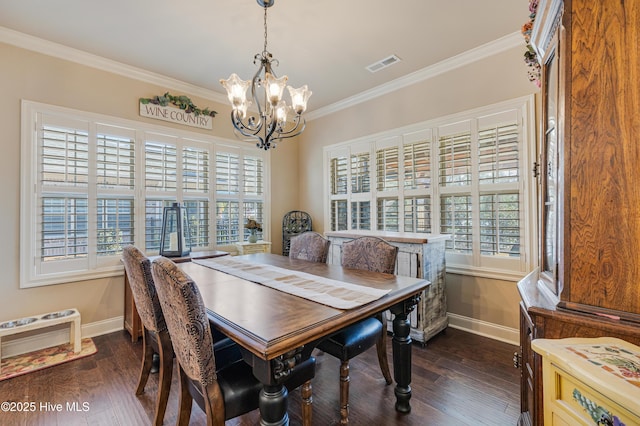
517,0,640,424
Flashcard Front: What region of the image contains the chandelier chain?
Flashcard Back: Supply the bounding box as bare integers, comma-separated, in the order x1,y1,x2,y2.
263,6,268,55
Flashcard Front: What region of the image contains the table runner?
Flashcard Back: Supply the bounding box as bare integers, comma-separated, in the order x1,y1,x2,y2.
193,257,390,309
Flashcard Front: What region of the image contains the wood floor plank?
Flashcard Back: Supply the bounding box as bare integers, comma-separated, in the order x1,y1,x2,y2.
0,327,519,425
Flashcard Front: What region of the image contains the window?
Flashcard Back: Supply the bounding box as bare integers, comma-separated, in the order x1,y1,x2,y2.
324,96,535,278
21,101,269,287
351,153,370,193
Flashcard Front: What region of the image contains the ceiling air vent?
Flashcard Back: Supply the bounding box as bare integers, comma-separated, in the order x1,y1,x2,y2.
366,55,402,73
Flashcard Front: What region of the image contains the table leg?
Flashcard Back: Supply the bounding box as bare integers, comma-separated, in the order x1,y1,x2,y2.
246,347,308,426
390,294,420,414
259,384,289,426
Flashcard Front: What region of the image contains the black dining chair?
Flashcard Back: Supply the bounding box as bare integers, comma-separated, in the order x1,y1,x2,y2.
121,245,174,426
289,231,331,263
316,236,398,424
151,256,316,426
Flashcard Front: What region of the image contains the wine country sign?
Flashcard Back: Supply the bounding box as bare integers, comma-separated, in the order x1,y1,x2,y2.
139,93,217,130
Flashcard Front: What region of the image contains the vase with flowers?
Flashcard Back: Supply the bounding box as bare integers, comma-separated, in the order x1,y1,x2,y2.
244,219,262,243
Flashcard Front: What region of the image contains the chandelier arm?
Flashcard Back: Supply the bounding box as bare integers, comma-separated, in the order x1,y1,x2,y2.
230,109,261,134
251,58,266,124
275,116,306,138
230,110,265,143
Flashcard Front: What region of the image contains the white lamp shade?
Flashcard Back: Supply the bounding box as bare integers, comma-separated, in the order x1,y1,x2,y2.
288,85,312,115
275,100,288,124
264,72,288,106
220,73,250,108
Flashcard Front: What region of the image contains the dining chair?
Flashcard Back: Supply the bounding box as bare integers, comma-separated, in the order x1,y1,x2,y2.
121,245,173,426
316,236,398,425
150,256,316,426
289,231,331,263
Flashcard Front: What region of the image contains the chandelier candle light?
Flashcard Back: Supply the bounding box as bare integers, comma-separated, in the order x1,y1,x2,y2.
220,0,312,150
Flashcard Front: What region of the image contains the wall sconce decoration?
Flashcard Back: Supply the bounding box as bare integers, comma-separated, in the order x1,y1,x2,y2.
159,202,191,257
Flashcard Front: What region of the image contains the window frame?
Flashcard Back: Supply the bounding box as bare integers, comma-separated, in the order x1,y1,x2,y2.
323,96,536,280
20,101,270,288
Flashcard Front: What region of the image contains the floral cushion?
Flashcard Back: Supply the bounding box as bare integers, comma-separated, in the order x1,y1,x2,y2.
341,236,398,274
289,231,331,263
151,257,216,386
121,245,167,333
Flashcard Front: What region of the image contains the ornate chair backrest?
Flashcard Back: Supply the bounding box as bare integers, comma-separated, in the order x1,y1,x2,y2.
121,245,166,333
341,236,398,274
151,257,217,386
289,231,331,263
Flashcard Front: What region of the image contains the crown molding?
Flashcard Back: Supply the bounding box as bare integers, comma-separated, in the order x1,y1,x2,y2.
1,26,522,121
305,31,524,121
0,26,228,105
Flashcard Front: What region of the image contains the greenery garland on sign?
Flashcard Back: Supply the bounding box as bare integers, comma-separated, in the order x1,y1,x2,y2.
521,0,541,88
139,92,217,117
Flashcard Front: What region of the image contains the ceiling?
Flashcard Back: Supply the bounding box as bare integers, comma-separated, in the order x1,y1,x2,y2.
0,0,529,113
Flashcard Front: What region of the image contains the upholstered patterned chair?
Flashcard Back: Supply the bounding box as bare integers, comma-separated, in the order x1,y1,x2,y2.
150,257,316,426
317,236,398,424
289,231,331,263
121,245,173,426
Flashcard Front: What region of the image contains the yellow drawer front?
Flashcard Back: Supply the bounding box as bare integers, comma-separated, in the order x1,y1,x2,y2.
549,364,640,426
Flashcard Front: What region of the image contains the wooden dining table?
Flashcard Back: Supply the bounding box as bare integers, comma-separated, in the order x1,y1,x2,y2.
178,253,430,426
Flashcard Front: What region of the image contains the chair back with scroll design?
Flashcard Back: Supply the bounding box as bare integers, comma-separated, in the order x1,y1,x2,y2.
341,236,398,274
289,231,331,263
121,245,173,426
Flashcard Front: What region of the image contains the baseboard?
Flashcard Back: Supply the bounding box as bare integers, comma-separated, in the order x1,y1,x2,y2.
447,313,519,346
1,316,124,358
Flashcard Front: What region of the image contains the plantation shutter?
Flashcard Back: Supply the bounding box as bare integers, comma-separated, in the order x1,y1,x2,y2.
377,197,399,231
478,123,519,184
331,200,348,231
216,200,240,245
38,114,90,273
479,193,520,256
145,199,172,251
182,146,209,192
350,153,370,193
181,144,210,249
440,195,472,253
404,196,431,233
243,155,264,196
350,201,371,230
330,156,348,195
404,141,431,190
96,125,136,256
145,138,177,191
184,199,209,248
216,152,240,195
376,146,399,191
439,130,472,187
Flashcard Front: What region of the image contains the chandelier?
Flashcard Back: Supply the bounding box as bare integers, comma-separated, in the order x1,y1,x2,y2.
220,0,312,150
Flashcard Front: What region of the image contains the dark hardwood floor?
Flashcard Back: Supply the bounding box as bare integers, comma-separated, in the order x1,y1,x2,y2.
0,327,520,425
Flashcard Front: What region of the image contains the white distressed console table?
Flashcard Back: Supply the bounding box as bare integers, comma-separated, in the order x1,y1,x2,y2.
325,230,450,344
